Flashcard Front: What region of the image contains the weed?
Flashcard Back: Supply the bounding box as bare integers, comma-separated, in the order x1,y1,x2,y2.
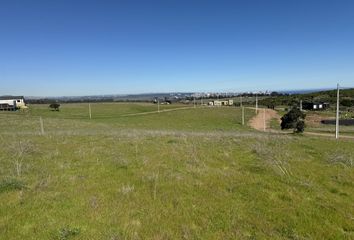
250,137,292,177
0,178,26,193
327,150,353,167
57,226,80,240
120,184,135,195
8,140,36,176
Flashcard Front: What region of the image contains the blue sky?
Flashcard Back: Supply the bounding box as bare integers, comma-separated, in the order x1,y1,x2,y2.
1,0,354,96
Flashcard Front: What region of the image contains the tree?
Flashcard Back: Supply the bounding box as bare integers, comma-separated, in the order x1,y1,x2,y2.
49,103,60,111
281,107,306,133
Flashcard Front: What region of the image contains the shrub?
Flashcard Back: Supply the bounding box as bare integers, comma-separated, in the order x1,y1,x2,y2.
49,103,60,111
281,107,306,133
295,120,305,133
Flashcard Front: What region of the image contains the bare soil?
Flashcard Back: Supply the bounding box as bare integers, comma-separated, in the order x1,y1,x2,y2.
248,108,281,131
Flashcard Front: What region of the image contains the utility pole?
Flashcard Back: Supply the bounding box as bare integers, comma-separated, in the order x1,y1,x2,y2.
335,83,340,139
89,103,92,119
242,106,245,125
39,116,44,135
255,94,258,113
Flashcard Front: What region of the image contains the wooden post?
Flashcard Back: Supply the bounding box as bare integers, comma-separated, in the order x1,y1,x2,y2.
39,117,44,135
255,95,258,113
89,103,92,119
242,106,245,125
263,108,266,131
335,83,340,139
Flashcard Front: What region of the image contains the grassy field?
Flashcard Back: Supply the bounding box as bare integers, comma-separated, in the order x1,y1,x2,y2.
0,103,255,133
1,103,354,239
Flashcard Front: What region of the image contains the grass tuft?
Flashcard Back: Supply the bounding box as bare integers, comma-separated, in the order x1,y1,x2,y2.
249,137,292,177
0,178,26,193
327,150,353,167
57,226,80,240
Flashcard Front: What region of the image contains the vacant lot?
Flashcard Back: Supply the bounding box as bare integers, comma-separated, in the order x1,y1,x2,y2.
304,111,354,136
1,103,354,239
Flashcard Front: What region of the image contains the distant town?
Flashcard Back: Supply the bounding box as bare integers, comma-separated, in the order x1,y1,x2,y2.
3,88,336,104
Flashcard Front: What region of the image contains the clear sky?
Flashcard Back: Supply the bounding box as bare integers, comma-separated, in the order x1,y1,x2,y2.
1,0,354,96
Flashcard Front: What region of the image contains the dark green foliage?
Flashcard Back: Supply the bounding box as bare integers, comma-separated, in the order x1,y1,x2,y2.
340,99,354,107
49,103,60,111
295,120,305,133
260,97,277,109
259,88,354,108
0,179,25,193
281,107,306,133
298,88,354,105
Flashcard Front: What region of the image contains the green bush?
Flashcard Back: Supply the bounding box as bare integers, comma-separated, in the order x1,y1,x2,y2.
281,107,306,133
49,103,61,111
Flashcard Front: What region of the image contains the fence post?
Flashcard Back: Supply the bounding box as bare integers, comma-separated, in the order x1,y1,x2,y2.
39,117,44,135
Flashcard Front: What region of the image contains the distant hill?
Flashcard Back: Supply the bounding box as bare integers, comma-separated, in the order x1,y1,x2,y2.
260,88,354,108
300,88,354,99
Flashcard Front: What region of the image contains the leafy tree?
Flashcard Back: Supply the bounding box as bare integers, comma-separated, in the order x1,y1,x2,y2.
49,103,60,111
281,107,306,133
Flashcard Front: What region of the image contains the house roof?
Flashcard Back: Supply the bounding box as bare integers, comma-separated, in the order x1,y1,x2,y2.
0,96,24,100
303,101,329,104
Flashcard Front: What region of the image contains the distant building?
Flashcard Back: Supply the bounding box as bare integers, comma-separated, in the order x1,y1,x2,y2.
302,102,330,111
0,96,27,111
208,99,234,106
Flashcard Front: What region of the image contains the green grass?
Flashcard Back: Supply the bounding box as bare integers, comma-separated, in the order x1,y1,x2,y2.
27,102,187,119
269,118,281,131
0,103,255,132
1,103,354,239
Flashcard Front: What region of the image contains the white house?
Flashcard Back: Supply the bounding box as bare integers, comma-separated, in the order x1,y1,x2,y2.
209,99,234,106
0,96,27,110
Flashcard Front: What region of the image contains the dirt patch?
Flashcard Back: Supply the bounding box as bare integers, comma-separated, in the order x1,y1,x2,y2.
248,109,281,131
306,113,334,127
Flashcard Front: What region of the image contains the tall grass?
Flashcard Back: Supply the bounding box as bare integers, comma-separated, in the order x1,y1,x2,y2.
1,104,354,239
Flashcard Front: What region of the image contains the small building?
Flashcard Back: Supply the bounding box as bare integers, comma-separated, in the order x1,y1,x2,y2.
302,102,330,111
0,96,27,111
209,99,234,106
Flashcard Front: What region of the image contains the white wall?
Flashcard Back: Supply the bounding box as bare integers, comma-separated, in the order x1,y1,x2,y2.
0,99,25,107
